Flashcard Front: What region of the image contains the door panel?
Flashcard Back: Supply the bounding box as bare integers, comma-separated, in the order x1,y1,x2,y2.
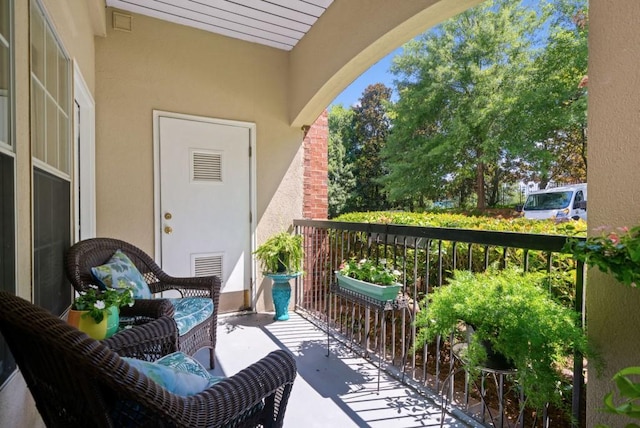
159,116,250,297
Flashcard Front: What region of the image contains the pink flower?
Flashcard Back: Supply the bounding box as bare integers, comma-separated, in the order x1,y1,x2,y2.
608,233,619,244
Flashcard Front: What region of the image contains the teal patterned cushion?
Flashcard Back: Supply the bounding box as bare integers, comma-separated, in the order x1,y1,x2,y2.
168,298,214,335
156,352,223,385
91,250,152,299
123,352,222,396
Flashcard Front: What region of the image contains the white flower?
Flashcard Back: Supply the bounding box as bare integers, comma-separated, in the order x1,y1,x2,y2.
89,284,99,289
392,269,401,276
79,291,86,296
379,259,387,266
94,300,106,310
359,259,367,264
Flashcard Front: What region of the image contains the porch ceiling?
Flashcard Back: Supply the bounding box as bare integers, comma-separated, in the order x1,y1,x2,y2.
105,0,334,51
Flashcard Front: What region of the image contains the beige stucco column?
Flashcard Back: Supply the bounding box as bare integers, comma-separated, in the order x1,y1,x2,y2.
587,0,640,425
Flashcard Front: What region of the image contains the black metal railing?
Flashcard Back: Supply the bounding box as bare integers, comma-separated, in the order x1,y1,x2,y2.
294,219,586,428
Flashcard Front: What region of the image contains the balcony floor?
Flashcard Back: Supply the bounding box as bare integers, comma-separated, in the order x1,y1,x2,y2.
200,311,478,428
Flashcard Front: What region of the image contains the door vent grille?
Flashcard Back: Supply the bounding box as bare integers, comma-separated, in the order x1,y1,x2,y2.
193,254,223,279
191,151,222,182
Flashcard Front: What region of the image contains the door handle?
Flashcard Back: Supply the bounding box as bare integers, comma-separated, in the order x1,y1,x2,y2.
164,226,173,234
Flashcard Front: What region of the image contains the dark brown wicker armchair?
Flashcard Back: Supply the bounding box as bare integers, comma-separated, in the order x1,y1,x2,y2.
65,237,221,368
0,291,297,428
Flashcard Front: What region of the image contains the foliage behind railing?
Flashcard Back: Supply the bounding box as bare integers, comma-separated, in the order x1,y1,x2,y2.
294,218,586,427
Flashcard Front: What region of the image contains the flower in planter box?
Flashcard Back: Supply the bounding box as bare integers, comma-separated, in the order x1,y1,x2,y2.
565,224,640,288
338,258,401,285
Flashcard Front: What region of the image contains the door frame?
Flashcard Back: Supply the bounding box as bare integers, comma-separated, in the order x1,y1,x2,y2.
152,110,257,309
72,61,96,241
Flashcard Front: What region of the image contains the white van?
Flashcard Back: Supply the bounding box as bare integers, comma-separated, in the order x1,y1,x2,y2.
523,183,587,221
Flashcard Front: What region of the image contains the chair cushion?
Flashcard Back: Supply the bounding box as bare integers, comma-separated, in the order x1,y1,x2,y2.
91,250,152,299
123,352,222,396
168,298,214,336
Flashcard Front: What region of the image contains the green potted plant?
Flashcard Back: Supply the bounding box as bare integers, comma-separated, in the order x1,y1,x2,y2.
254,231,303,321
68,284,135,340
414,267,592,411
336,258,402,301
254,231,303,275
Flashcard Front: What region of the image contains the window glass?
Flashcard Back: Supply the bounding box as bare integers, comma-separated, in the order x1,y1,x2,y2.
57,49,68,111
58,110,68,172
44,27,57,101
45,96,57,168
30,1,44,82
0,43,8,146
0,0,8,42
30,0,71,317
30,0,70,175
0,0,9,148
31,78,45,160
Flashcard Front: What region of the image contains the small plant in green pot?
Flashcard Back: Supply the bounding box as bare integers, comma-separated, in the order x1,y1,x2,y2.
68,284,134,339
414,267,592,411
254,231,303,321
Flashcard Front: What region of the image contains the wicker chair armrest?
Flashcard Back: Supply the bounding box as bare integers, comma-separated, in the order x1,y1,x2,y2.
149,275,221,299
120,298,175,319
102,316,178,361
177,349,297,427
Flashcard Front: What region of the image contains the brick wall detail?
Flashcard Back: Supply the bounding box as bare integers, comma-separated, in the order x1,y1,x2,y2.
302,110,328,220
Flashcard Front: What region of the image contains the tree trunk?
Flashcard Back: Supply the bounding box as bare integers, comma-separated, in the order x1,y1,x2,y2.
476,162,486,210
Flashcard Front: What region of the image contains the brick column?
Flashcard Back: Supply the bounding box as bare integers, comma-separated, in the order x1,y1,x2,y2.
302,110,328,220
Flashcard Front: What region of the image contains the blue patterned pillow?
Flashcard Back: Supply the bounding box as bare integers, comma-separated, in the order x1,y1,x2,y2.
123,352,222,396
91,250,152,299
168,298,214,335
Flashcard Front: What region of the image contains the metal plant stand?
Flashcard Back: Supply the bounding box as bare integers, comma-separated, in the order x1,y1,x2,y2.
326,282,410,392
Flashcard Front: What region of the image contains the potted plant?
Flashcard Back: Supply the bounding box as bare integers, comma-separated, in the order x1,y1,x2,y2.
254,231,303,321
414,267,592,411
565,225,640,288
68,284,135,340
336,258,402,301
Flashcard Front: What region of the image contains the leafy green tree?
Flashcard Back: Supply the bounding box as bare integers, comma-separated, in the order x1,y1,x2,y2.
511,0,588,187
385,0,546,209
327,105,355,217
348,83,392,211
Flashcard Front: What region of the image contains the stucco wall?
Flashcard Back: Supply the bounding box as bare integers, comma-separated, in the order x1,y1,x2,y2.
95,9,304,311
586,0,640,425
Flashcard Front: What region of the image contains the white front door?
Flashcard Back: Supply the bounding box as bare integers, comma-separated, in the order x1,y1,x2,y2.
155,113,253,309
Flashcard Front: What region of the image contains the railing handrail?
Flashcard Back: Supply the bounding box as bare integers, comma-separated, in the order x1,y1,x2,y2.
294,219,584,252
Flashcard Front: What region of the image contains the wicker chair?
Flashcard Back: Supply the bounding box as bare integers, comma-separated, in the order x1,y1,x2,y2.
65,237,221,368
0,291,297,428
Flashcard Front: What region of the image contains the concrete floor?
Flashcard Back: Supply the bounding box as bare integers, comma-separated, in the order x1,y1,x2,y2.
199,311,478,428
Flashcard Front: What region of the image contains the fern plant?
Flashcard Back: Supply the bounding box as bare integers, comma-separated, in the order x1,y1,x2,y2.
254,231,303,274
414,267,593,411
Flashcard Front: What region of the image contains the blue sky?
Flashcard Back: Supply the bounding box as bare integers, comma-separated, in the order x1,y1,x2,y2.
330,47,403,108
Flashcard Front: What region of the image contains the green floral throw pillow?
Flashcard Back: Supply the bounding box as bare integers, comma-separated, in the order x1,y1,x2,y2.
91,250,152,299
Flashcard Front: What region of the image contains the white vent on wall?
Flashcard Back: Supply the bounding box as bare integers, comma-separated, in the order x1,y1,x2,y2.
191,151,222,182
193,254,223,279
